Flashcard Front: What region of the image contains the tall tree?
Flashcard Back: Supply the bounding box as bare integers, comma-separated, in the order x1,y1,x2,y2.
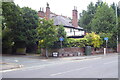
2,2,39,54
111,3,120,42
21,7,39,53
90,3,116,33
2,2,25,42
2,2,26,54
78,2,96,32
37,19,58,58
90,3,116,48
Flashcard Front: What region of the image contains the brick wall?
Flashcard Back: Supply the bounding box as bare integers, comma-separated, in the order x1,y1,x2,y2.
118,43,120,53
48,47,84,57
40,47,116,57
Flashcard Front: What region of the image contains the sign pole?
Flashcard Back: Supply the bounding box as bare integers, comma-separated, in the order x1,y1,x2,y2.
59,36,64,49
106,40,108,54
61,41,62,49
104,37,108,56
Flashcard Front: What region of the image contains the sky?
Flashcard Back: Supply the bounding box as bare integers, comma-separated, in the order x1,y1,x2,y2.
14,0,120,18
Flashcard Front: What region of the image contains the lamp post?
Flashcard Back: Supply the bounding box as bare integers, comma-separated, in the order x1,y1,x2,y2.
116,2,120,53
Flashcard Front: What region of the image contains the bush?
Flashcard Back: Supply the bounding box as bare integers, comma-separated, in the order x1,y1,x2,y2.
36,49,41,54
16,48,26,54
67,38,87,47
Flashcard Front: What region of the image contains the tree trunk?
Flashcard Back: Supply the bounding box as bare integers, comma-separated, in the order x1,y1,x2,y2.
45,48,48,58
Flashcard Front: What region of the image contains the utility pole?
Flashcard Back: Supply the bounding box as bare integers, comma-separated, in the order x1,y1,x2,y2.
116,3,119,53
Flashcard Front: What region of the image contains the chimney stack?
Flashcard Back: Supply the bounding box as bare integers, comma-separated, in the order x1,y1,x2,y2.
72,6,78,27
46,2,50,20
38,7,45,18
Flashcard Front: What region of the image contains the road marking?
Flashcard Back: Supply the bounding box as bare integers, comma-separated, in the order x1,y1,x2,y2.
50,66,91,76
104,61,117,64
42,60,47,61
1,68,20,73
14,60,19,62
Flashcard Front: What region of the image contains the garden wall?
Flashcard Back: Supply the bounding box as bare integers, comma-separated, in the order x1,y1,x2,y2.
40,47,116,57
118,43,120,53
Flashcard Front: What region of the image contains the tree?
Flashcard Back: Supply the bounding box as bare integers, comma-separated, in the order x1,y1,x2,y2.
2,2,26,54
78,2,96,32
2,2,39,54
51,25,67,48
99,33,113,48
111,3,120,42
2,2,26,42
90,3,116,33
21,7,39,53
37,19,58,58
84,32,102,48
118,17,120,42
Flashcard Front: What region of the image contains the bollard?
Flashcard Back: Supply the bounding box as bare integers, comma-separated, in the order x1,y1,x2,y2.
104,48,106,56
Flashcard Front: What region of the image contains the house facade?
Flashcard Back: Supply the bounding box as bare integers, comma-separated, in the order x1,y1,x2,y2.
38,3,85,38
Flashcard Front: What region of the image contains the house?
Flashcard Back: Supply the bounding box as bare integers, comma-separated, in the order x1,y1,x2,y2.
38,3,85,38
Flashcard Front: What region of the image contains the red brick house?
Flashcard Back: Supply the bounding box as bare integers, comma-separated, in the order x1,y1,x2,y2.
38,3,85,38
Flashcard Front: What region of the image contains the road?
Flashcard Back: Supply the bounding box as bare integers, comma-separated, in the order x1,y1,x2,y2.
2,54,118,78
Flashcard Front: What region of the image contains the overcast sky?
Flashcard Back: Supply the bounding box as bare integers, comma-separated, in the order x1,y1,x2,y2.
14,0,120,18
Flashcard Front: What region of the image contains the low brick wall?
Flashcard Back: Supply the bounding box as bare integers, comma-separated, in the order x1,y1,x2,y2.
94,48,115,54
118,43,120,53
49,47,85,57
40,47,116,57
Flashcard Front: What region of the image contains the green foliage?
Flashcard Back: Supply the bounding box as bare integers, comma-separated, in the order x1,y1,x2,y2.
16,48,26,53
110,3,120,42
84,32,103,48
57,25,66,38
2,27,13,48
36,49,41,54
37,19,58,49
99,33,112,39
21,7,39,45
2,2,39,53
67,38,87,48
79,1,117,48
66,32,102,48
99,33,114,48
118,17,120,42
90,3,116,33
78,2,96,32
51,25,67,48
2,2,26,42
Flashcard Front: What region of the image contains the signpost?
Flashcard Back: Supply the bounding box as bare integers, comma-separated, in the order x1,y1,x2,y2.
59,37,64,48
104,37,108,55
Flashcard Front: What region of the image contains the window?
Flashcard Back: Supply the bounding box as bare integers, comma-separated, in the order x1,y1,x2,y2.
70,28,72,32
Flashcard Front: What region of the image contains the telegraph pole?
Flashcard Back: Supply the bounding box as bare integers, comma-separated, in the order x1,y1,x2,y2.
116,3,119,53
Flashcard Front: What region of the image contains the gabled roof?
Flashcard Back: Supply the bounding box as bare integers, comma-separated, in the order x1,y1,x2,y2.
49,13,84,30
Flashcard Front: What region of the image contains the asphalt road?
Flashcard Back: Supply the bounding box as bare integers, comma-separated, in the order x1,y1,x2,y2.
2,54,118,78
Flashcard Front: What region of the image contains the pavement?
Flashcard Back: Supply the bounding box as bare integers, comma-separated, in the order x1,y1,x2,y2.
0,53,118,72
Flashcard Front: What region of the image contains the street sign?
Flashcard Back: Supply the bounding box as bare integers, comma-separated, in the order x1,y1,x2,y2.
59,37,64,41
104,37,108,41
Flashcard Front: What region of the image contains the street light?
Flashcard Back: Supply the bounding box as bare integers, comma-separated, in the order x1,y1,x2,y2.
116,2,120,53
